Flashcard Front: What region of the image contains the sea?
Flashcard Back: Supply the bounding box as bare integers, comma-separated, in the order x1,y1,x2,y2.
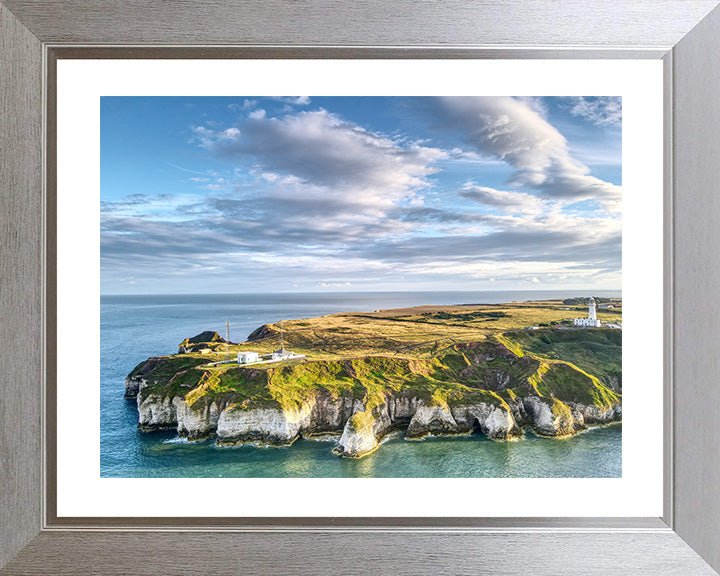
100,290,622,478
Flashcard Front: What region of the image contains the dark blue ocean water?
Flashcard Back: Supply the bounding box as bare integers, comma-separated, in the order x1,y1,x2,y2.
100,290,622,478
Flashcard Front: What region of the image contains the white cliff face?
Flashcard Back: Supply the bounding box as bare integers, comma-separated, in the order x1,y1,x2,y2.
570,407,585,428
216,402,315,446
522,396,575,436
174,398,221,440
336,412,380,457
520,397,622,437
135,391,357,446
567,402,622,424
481,405,516,438
450,403,517,439
308,393,352,432
138,393,178,429
133,387,619,457
387,396,423,421
124,376,145,398
522,397,556,435
406,404,459,438
335,402,393,458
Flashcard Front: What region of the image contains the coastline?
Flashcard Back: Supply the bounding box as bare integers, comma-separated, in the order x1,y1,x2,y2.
101,293,615,476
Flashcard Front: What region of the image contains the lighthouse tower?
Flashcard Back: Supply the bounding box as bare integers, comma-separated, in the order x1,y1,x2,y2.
588,297,597,321
573,297,602,327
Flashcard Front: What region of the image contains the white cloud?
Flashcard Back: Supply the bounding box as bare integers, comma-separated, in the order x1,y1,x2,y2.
433,97,621,212
567,96,622,127
447,147,503,164
271,96,311,106
101,193,207,221
192,125,240,148
198,109,447,213
228,99,258,112
460,184,544,214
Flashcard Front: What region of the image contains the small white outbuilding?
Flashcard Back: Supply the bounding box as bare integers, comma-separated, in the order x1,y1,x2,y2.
237,351,260,364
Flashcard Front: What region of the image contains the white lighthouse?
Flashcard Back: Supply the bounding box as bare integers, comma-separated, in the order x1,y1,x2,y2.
573,297,602,327
588,297,597,321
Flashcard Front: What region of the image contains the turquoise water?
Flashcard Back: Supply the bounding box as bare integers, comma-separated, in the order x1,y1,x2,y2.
100,291,622,478
106,422,621,478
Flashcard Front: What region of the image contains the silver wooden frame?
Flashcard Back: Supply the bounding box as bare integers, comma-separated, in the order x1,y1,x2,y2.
2,1,720,574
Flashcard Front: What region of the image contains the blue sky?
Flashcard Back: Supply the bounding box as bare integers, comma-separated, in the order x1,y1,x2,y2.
100,96,621,294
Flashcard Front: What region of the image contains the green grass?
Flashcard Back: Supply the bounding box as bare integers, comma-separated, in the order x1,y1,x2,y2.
268,361,359,410
184,367,273,410
540,363,598,406
508,328,622,389
133,356,209,402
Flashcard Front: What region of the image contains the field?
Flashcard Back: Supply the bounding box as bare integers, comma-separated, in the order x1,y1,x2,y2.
194,298,622,363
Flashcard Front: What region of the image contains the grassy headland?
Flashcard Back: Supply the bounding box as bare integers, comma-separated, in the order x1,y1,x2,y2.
126,298,622,453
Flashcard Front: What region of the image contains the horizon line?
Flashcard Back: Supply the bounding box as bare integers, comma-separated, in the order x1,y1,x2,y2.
100,288,623,298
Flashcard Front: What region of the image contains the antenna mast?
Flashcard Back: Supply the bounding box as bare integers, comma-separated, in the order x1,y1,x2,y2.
225,321,230,361
279,318,284,352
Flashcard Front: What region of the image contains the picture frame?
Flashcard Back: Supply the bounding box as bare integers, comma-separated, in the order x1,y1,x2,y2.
1,1,719,574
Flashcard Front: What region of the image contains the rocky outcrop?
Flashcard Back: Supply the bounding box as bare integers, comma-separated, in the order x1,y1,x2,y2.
124,376,144,398
138,393,178,431
386,396,423,422
567,401,622,425
177,331,226,354
522,396,580,437
450,403,519,439
514,397,623,438
125,356,167,398
217,403,314,446
175,398,222,440
307,390,356,434
334,410,384,457
132,384,621,457
406,404,459,438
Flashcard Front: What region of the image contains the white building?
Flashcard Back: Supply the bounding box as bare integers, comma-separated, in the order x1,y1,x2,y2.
574,297,602,327
237,351,259,364
269,349,306,362
271,349,294,361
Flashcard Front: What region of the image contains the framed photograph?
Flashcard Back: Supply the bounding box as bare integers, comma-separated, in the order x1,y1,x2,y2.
60,61,655,520
2,1,720,574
